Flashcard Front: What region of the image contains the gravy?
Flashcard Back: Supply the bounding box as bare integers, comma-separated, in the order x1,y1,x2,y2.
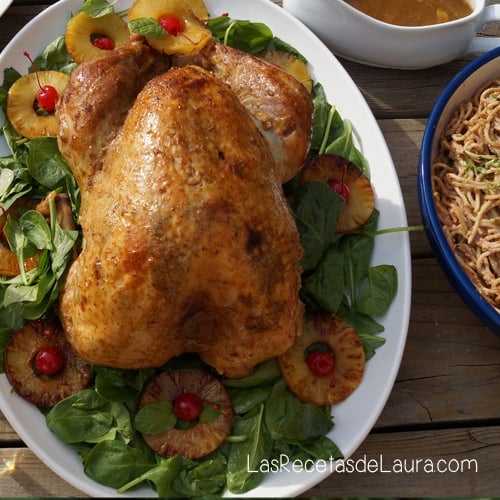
344,0,473,26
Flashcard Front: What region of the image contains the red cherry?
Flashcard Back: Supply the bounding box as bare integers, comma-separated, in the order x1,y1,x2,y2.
37,85,59,112
23,50,59,112
329,179,350,202
159,15,183,36
306,350,335,377
34,346,64,376
93,36,115,51
173,392,204,421
23,51,59,112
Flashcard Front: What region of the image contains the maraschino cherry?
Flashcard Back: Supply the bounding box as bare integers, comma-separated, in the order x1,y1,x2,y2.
23,51,59,112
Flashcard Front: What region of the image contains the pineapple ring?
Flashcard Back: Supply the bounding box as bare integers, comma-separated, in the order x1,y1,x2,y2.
4,319,91,407
0,243,23,276
0,242,38,276
260,51,313,92
128,0,212,56
65,11,130,64
164,0,209,20
139,369,232,460
278,314,365,406
300,154,375,233
7,71,70,139
0,211,21,275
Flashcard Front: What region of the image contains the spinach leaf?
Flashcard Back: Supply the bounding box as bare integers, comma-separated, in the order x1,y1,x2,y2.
207,15,308,61
0,67,79,324
25,137,80,214
26,138,70,189
17,210,52,250
226,404,272,494
311,83,344,153
0,67,21,97
1,266,46,308
296,435,343,461
207,17,274,54
172,454,227,496
47,388,134,447
2,119,29,164
118,455,183,497
0,302,24,371
223,358,280,388
293,208,390,357
356,264,398,317
82,0,115,18
3,212,41,263
311,83,368,174
227,386,273,415
94,365,153,403
265,36,307,62
287,180,343,271
301,243,345,313
199,403,221,423
134,401,176,434
359,331,387,360
265,379,333,442
0,161,32,210
337,304,386,359
46,389,115,444
339,231,376,302
325,118,368,173
30,35,77,75
84,440,154,489
52,219,77,272
0,189,77,322
110,401,135,443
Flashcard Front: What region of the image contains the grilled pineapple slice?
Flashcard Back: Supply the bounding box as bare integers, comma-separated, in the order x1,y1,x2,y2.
4,319,91,407
0,243,38,276
169,0,209,19
0,243,22,276
128,0,211,55
139,369,232,459
65,11,130,64
0,193,75,276
261,51,313,92
278,314,365,406
0,208,21,276
6,71,70,138
300,154,375,233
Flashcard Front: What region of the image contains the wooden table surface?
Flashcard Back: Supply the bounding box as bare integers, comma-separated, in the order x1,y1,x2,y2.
1,0,499,497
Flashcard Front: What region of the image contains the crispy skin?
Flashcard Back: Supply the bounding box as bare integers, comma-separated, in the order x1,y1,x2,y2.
57,63,304,377
173,40,313,182
57,35,170,189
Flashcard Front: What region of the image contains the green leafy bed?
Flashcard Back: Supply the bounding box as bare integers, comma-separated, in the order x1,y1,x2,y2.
0,3,397,497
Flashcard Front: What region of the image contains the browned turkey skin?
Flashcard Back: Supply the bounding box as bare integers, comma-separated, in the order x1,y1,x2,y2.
173,39,313,183
56,36,312,378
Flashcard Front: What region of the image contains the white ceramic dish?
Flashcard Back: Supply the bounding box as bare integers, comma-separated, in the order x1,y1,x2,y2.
283,0,500,69
0,0,12,18
0,0,412,496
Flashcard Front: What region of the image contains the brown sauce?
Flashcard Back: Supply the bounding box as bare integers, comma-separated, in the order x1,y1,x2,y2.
344,0,473,26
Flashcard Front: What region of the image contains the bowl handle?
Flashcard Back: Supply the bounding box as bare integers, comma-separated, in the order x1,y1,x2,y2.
465,3,500,55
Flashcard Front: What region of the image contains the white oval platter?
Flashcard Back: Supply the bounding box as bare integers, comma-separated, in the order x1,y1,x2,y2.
0,0,412,496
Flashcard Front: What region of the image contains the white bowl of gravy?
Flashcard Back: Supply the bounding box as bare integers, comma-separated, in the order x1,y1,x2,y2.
283,0,500,69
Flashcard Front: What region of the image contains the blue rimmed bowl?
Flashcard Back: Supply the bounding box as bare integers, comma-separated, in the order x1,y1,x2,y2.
418,47,500,336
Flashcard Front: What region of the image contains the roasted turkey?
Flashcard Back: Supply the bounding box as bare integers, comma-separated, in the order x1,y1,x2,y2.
56,36,313,378
173,39,313,183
